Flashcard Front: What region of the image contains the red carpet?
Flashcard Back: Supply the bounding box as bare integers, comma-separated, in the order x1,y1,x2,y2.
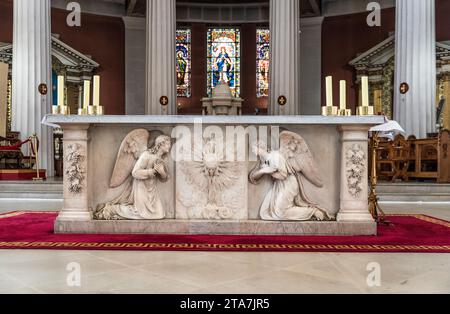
0,211,449,253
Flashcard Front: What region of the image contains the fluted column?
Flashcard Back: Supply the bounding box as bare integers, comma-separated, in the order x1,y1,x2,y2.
12,0,53,176
394,0,436,138
269,0,300,115
145,0,177,115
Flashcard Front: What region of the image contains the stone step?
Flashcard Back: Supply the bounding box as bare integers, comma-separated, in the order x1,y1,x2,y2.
377,182,450,203
377,183,450,195
0,180,63,212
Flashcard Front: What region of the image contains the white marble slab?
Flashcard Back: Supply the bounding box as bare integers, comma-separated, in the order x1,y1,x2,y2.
42,114,387,127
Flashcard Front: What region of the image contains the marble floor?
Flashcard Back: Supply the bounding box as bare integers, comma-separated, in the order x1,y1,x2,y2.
0,204,449,294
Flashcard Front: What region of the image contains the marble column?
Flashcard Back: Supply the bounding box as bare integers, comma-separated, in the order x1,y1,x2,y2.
269,0,300,115
12,0,53,176
57,125,92,222
123,17,146,115
337,126,374,222
394,0,436,138
300,17,324,115
145,0,177,115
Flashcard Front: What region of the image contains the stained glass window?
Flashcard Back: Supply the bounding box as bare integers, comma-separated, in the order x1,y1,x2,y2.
176,29,191,98
207,28,241,97
256,29,270,98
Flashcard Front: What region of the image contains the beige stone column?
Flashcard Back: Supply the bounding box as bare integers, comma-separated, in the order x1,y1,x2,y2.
394,0,436,138
57,125,91,222
337,126,374,222
269,0,300,115
12,0,53,175
145,0,177,115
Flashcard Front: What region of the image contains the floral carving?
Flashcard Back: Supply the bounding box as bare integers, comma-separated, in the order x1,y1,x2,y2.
65,143,85,195
346,144,366,198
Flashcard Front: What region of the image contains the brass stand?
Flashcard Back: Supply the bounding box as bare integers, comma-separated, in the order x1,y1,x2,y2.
369,133,388,224
30,134,44,182
338,109,352,116
357,106,375,116
321,106,338,116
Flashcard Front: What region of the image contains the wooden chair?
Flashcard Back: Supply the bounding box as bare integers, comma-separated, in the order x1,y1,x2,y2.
390,135,411,182
438,129,450,183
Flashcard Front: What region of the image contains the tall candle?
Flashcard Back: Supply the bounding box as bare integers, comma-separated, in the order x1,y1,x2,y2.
83,80,90,109
361,76,369,107
57,76,64,107
326,76,333,107
93,75,100,107
339,80,346,110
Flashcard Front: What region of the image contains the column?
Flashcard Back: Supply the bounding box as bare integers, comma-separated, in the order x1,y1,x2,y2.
394,0,436,138
337,126,374,222
123,16,146,115
56,125,91,222
299,17,324,115
145,0,177,115
12,0,53,176
269,0,300,115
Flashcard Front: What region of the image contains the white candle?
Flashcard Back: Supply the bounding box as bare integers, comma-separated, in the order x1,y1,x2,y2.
361,76,369,107
326,76,333,107
83,80,90,109
339,80,346,110
57,76,64,107
93,75,100,107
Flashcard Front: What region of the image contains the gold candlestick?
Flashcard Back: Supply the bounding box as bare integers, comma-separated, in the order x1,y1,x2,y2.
322,106,338,116
322,76,338,116
357,76,374,116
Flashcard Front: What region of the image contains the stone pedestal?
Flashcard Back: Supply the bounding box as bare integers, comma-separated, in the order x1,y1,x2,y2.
337,126,374,222
57,125,92,222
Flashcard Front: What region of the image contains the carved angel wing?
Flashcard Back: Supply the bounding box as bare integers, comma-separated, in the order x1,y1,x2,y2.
214,162,241,190
179,161,209,192
279,131,324,188
109,129,150,188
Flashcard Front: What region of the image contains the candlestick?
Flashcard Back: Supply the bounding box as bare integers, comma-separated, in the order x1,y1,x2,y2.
339,80,346,110
361,76,369,107
83,80,90,109
322,76,338,116
93,75,100,107
326,76,333,107
57,76,64,108
357,76,374,116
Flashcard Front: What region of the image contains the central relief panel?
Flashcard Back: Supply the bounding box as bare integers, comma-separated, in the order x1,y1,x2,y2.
176,133,248,220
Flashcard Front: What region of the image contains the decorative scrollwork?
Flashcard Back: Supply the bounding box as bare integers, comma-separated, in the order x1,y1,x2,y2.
346,144,366,198
65,143,85,195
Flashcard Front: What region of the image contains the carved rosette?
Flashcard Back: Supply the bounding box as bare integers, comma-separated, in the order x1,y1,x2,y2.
345,144,366,199
65,143,86,195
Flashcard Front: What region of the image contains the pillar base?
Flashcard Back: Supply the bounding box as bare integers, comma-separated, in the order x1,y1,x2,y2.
337,212,374,223
56,209,92,222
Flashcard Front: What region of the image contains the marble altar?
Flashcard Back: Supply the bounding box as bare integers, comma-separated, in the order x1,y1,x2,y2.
42,115,386,235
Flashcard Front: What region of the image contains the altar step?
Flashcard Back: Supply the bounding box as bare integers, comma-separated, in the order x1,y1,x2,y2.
0,178,63,213
377,182,450,203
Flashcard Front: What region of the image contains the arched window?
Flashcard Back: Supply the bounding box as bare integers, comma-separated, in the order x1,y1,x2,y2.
176,28,192,98
256,29,270,98
207,28,241,97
